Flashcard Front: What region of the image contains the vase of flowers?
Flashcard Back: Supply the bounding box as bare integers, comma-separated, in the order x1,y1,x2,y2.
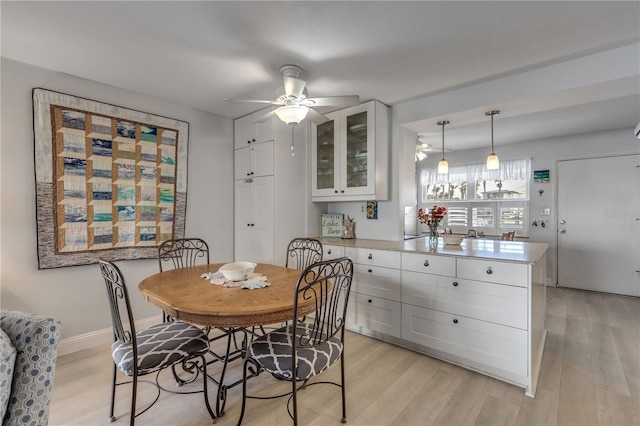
418,205,448,247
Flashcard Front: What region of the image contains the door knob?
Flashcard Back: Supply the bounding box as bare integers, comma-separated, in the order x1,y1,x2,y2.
560,229,566,234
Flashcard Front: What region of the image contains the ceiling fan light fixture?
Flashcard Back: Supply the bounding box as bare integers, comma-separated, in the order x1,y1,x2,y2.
437,120,450,174
416,150,427,162
275,105,308,125
485,110,500,170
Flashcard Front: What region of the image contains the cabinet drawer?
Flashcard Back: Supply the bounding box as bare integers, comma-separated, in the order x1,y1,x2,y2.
402,271,528,329
346,247,401,269
346,292,401,337
402,304,527,377
457,258,528,288
323,245,345,260
402,252,456,277
353,264,401,301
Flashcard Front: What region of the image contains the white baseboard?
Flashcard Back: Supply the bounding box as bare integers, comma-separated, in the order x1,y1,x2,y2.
57,315,162,357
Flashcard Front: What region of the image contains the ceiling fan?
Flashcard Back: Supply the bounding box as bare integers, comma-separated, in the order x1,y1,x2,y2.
224,64,360,125
415,134,451,162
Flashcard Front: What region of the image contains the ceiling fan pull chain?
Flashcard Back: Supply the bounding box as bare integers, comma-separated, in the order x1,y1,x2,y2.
291,125,295,157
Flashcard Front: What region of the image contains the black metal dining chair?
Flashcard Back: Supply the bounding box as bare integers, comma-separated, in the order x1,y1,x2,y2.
285,238,323,270
238,257,354,426
99,259,215,426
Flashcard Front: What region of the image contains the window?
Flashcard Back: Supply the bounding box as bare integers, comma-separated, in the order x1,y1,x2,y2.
419,159,530,236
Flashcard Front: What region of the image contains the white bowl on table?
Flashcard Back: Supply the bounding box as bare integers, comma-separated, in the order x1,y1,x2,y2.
442,235,464,246
219,262,256,281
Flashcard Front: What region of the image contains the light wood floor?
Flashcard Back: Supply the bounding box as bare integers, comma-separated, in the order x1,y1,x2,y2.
49,287,640,425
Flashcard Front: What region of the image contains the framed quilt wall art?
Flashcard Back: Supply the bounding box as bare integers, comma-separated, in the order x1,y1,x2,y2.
33,88,189,269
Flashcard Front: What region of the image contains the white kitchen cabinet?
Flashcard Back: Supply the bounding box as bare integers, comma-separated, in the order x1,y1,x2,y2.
234,113,310,266
345,247,402,336
322,244,345,260
311,100,389,202
234,141,274,180
234,176,274,264
402,304,528,377
233,109,275,149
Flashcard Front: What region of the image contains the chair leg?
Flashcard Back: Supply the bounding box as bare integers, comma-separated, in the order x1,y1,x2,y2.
340,355,347,423
130,374,137,426
291,375,298,426
109,363,117,423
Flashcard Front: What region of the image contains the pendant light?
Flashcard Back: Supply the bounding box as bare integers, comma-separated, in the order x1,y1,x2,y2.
485,110,500,170
437,120,450,174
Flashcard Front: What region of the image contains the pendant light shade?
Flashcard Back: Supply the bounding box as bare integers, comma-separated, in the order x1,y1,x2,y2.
275,105,308,125
437,120,450,174
486,110,500,170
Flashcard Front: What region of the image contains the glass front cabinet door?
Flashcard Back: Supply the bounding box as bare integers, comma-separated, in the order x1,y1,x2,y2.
311,100,389,202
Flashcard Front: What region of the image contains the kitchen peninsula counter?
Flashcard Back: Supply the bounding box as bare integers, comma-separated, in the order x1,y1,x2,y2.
317,236,548,397
317,237,548,264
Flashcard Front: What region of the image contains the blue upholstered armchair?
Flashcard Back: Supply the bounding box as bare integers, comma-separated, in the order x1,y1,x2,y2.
0,310,61,426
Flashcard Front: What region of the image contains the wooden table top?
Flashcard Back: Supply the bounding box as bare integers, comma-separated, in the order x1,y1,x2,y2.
138,263,313,328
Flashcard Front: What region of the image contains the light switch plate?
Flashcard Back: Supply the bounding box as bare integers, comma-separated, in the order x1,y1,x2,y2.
541,208,551,216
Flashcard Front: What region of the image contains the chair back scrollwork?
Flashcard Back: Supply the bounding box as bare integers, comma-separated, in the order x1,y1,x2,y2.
285,238,323,270
158,238,210,271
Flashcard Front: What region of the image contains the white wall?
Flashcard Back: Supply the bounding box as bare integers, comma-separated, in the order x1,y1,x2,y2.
0,58,234,341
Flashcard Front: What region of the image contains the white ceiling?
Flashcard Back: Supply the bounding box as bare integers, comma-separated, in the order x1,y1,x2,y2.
2,1,639,151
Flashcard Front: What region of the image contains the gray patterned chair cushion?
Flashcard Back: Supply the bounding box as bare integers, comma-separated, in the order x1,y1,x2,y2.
248,323,343,381
112,321,209,376
0,328,16,422
0,310,61,426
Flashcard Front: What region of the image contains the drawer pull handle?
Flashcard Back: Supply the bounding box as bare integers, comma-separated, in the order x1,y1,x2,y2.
453,319,459,324
486,266,493,275
424,260,429,267
368,268,373,273
453,282,458,287
368,254,373,260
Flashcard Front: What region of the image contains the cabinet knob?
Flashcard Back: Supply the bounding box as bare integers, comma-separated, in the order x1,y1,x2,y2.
334,190,339,194
368,299,372,303
250,172,254,175
252,138,256,142
453,282,458,287
368,254,373,260
453,319,459,324
247,223,251,227
247,140,251,144
368,268,373,273
250,223,254,227
424,260,429,267
327,249,332,254
486,266,493,275
340,190,345,193
246,172,250,176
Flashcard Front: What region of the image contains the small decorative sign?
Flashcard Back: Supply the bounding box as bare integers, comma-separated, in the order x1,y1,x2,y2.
319,213,344,238
533,169,550,183
366,201,378,219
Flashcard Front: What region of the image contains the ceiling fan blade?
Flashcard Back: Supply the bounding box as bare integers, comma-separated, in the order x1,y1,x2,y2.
304,95,360,107
306,108,329,125
223,98,282,105
253,109,277,123
283,76,306,99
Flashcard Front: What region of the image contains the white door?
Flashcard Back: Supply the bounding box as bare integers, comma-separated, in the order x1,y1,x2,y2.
557,155,640,296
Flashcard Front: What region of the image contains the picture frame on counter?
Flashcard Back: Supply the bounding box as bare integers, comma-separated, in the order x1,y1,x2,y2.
319,213,344,238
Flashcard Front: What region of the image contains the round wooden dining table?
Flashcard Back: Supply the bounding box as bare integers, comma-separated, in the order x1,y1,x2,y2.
138,263,314,329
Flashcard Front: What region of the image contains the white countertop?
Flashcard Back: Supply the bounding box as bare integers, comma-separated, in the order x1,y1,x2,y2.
318,237,548,264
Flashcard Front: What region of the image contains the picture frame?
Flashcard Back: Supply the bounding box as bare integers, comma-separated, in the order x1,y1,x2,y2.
533,169,550,183
33,88,189,268
319,213,344,238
